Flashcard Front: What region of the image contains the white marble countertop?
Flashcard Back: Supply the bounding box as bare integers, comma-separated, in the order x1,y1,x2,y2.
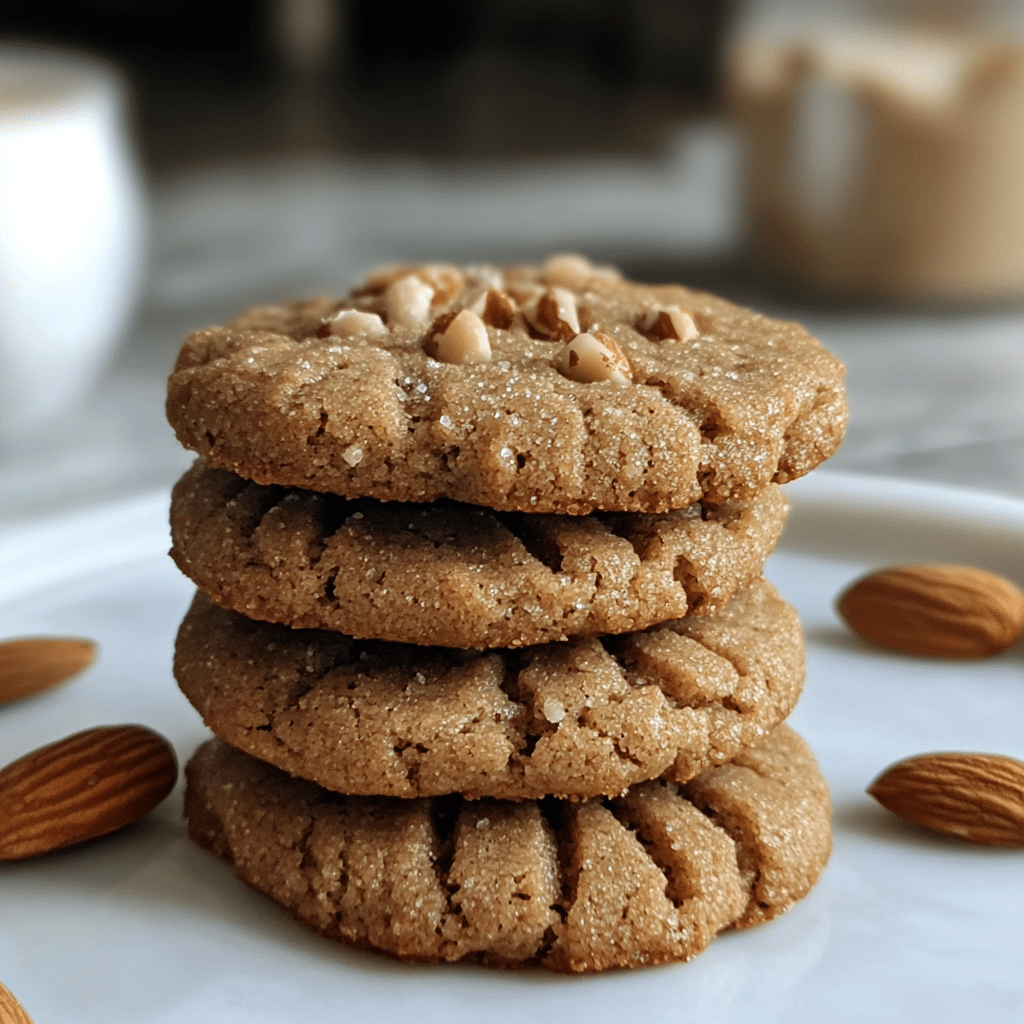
2,122,1023,527
2,122,1023,1024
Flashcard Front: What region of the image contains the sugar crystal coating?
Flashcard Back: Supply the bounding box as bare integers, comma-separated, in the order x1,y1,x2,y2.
170,458,789,648
167,259,847,513
183,723,831,971
173,580,805,801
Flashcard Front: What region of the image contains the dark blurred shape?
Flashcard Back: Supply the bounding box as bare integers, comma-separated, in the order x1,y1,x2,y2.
1,0,733,170
2,1,276,79
3,0,279,170
348,0,480,80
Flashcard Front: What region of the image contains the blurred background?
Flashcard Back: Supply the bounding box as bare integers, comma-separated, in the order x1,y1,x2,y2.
2,0,1024,524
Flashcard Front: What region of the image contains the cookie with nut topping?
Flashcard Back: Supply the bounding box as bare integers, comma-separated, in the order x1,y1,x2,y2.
183,722,831,972
169,458,789,649
166,255,847,513
173,579,804,802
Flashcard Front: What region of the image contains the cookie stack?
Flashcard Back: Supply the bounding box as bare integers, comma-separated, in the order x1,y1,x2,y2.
166,255,846,972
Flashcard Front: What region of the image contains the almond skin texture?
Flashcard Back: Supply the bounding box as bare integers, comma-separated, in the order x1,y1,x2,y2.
868,752,1024,847
0,725,178,861
0,637,96,706
837,563,1024,658
0,982,34,1024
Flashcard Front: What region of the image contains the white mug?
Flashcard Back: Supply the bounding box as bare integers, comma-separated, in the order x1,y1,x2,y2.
0,44,146,439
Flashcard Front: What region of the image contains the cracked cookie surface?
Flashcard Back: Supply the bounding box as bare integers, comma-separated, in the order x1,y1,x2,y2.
166,258,846,513
170,458,789,648
184,723,831,972
174,580,804,801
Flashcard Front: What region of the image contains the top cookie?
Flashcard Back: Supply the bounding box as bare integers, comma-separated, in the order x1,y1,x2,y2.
167,255,847,513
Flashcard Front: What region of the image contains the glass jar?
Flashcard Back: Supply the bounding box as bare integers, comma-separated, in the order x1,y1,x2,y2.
725,1,1024,299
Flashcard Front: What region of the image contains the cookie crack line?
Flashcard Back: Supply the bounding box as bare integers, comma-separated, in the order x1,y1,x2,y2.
183,721,830,971
166,259,846,514
173,580,804,803
170,460,789,650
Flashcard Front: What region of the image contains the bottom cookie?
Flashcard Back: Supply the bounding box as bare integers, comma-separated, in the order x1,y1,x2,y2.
184,724,831,973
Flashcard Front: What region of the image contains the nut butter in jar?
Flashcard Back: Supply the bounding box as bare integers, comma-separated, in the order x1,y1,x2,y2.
726,3,1024,300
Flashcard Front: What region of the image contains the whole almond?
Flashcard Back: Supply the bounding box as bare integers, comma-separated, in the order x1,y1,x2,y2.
0,725,178,861
0,982,33,1024
837,563,1024,658
868,751,1024,846
0,637,96,706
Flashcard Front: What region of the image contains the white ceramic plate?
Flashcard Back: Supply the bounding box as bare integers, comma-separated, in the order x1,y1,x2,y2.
1,473,1022,1024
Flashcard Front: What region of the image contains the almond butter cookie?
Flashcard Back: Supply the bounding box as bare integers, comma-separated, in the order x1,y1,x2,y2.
184,723,831,972
170,458,789,649
174,580,804,801
166,256,846,514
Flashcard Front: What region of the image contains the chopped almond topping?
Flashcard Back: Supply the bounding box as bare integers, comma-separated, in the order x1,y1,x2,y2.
524,287,579,340
327,309,387,339
420,264,464,306
555,331,632,384
357,263,463,307
385,275,434,329
480,289,516,329
424,309,492,364
641,306,699,342
541,253,596,290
